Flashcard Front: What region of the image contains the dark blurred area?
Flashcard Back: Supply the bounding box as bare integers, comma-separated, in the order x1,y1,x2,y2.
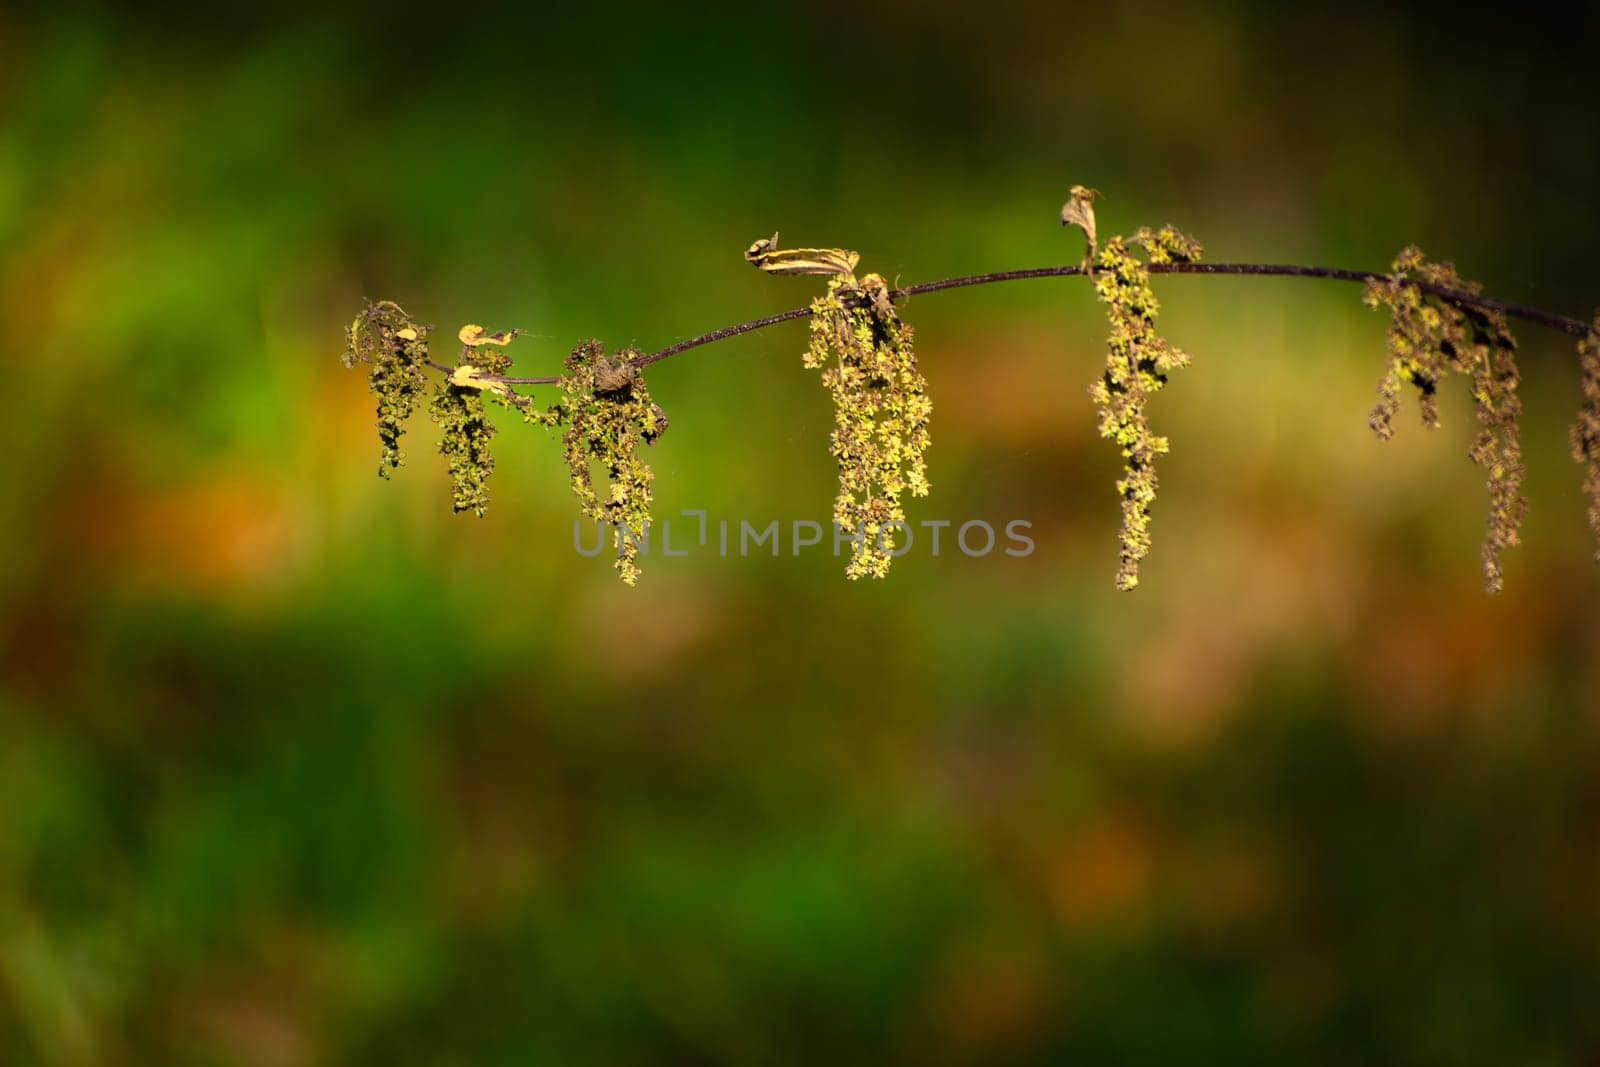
3,4,1600,1063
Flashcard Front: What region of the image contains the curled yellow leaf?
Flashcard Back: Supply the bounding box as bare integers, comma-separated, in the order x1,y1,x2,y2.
459,323,522,347
450,364,513,397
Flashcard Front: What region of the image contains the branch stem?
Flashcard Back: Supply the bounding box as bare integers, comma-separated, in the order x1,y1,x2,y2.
473,261,1593,390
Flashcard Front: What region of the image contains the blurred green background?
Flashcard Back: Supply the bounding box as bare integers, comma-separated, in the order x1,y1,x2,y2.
3,4,1600,1063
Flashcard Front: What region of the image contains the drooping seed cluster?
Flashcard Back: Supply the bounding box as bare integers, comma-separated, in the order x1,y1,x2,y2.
430,378,496,516
1363,247,1526,591
429,323,530,517
549,341,669,585
343,191,1599,593
1572,318,1600,562
343,301,430,478
805,272,932,579
1088,225,1203,590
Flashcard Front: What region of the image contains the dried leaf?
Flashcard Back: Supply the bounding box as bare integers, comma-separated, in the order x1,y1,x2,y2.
1061,185,1100,272
458,323,522,347
745,232,861,277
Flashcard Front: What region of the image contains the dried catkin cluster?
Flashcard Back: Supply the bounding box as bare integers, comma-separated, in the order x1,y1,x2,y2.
1088,225,1203,591
1572,318,1600,561
550,341,669,585
1363,247,1526,591
343,301,430,478
805,272,933,579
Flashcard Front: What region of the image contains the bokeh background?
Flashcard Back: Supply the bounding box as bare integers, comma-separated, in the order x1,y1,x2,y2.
3,4,1600,1063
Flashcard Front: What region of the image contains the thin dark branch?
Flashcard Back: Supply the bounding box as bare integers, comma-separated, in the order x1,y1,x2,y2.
635,306,815,367
472,261,1593,392
1143,263,1590,337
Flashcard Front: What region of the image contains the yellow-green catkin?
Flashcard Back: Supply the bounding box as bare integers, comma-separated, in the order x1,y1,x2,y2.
1571,317,1600,562
550,341,668,585
1364,247,1527,591
805,272,932,579
1088,225,1203,591
343,301,430,478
